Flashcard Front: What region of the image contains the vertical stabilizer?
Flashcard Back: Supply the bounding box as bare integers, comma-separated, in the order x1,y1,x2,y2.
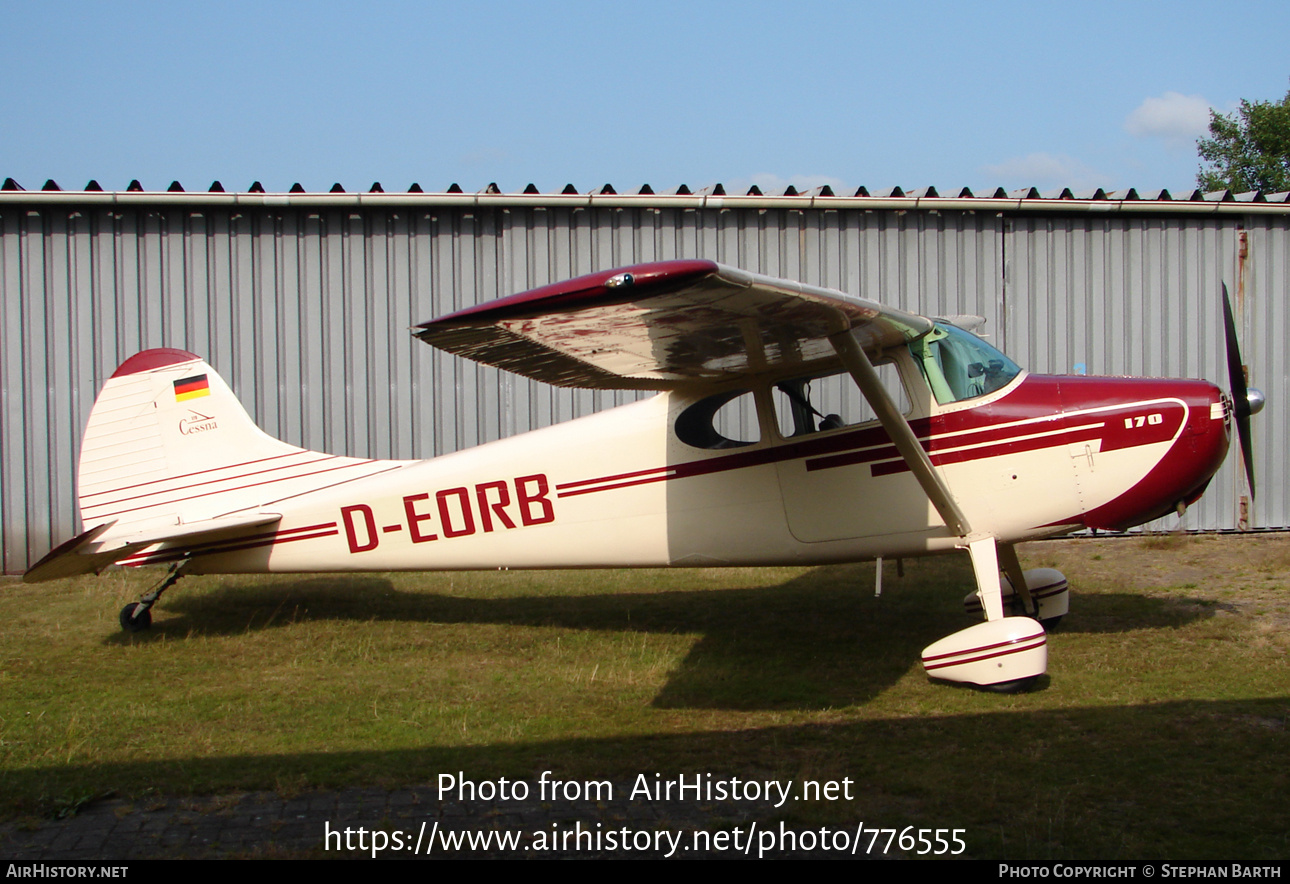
74,349,402,540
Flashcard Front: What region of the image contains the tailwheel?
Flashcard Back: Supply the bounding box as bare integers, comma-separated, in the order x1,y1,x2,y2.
118,559,189,633
119,603,152,632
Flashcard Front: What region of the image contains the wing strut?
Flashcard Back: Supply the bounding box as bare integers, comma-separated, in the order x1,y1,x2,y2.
830,330,1049,688
827,331,971,537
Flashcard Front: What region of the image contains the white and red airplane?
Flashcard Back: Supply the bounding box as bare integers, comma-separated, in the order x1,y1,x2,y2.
24,260,1262,691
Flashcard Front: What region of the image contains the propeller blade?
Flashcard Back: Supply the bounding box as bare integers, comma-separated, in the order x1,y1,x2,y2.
1221,284,1255,497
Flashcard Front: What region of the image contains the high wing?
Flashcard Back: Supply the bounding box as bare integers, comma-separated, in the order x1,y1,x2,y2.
415,260,933,389
419,259,972,541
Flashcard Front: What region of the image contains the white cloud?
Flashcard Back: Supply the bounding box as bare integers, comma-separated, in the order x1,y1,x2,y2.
979,153,1107,191
1124,92,1213,145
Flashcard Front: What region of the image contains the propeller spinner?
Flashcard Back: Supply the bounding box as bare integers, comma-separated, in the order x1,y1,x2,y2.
1222,284,1263,497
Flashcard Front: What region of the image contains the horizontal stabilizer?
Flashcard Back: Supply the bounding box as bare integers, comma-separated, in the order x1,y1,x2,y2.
111,512,283,546
23,512,282,583
23,523,139,583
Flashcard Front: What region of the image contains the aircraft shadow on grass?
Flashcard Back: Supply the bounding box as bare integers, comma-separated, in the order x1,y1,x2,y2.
9,695,1288,859
105,558,1217,711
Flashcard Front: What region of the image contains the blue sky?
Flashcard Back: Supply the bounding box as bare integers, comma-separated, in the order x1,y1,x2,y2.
4,0,1288,195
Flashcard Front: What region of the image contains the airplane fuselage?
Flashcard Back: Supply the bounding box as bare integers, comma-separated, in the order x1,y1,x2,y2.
115,368,1228,577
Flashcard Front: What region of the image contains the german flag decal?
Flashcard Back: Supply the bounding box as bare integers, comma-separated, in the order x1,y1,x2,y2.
173,374,210,402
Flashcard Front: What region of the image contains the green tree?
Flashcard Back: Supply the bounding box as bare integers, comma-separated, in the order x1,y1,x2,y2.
1196,86,1290,193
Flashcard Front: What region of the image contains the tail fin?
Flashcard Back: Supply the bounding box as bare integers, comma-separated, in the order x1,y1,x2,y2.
26,349,402,581
76,349,306,535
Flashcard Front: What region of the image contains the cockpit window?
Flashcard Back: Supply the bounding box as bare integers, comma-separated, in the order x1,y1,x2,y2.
675,389,760,449
909,322,1021,405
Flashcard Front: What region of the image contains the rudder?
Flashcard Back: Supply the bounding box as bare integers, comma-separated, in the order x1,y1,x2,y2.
26,348,407,582
76,348,305,536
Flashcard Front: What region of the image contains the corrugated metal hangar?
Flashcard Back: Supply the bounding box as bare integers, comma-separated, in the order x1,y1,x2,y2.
2,178,1288,573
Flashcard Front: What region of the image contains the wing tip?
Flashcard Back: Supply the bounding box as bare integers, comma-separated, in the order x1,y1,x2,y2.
22,523,115,582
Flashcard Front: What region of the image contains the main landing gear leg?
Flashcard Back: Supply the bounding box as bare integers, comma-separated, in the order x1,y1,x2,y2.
998,543,1036,617
976,544,1069,630
119,560,189,633
920,535,1048,692
967,536,1006,622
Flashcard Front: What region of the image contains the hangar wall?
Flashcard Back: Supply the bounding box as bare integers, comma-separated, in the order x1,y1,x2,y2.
2,192,1286,572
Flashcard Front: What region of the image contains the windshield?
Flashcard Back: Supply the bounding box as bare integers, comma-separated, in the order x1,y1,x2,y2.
909,322,1021,405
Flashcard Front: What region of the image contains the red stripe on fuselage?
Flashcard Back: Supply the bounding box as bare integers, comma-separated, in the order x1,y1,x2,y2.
559,376,1198,497
867,421,1110,477
116,521,340,567
555,464,673,492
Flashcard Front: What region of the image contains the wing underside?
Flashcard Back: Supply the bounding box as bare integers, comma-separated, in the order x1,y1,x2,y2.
415,260,933,389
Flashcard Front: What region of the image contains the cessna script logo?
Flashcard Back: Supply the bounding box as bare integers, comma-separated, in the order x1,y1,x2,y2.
178,410,219,435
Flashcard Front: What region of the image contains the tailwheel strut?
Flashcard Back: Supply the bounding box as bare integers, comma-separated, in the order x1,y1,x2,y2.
119,560,189,633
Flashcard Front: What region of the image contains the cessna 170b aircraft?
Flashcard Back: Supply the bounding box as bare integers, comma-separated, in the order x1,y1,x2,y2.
24,260,1263,690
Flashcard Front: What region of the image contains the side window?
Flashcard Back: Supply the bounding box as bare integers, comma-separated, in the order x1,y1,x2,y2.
773,364,908,438
675,389,760,449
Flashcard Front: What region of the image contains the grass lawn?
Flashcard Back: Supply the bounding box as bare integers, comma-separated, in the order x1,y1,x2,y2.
1,533,1287,858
